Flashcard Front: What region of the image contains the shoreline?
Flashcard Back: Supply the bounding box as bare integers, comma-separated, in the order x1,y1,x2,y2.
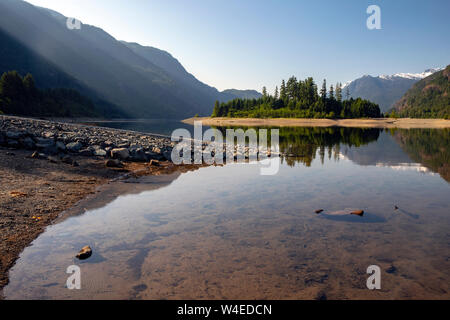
0,148,203,298
182,117,450,129
0,115,206,297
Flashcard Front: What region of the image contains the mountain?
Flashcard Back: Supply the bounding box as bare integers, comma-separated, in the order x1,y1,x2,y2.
221,89,262,100
343,68,442,113
393,65,450,118
122,42,261,102
0,28,126,118
0,0,259,118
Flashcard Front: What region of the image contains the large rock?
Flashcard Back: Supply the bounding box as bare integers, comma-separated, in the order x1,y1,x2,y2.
93,148,107,157
66,141,83,153
111,148,129,160
129,147,147,162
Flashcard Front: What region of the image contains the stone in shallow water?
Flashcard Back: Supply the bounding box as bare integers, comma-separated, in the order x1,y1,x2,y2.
76,246,92,260
350,210,364,216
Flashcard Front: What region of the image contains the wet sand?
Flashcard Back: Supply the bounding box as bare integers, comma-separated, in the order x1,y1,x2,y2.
183,117,450,129
0,147,201,297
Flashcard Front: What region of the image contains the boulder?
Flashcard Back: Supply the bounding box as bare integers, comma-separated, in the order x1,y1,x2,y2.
93,148,107,157
66,141,83,153
111,148,129,160
130,147,147,162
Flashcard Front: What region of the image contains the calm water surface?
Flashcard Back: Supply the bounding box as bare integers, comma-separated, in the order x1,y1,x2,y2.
4,126,450,299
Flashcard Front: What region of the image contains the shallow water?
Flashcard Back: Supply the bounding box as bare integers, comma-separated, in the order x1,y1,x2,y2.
4,127,450,299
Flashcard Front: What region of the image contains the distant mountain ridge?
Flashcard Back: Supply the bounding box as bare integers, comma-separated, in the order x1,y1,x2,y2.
221,89,262,100
343,68,443,113
0,0,259,118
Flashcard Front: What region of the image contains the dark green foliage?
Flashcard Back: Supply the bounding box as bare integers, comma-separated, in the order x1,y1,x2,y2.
211,77,381,119
393,129,450,182
393,65,450,118
0,71,120,117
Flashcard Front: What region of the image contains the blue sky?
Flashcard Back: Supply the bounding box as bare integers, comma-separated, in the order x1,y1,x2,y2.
26,0,450,92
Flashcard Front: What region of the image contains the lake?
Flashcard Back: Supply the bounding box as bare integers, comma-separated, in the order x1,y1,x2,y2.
3,123,450,299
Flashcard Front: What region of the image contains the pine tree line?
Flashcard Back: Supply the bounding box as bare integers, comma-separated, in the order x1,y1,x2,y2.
212,76,381,119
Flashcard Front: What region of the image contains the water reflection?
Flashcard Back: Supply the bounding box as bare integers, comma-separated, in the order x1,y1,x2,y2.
214,126,449,182
3,126,449,299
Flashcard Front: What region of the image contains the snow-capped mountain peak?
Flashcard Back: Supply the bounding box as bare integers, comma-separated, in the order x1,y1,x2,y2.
378,68,443,80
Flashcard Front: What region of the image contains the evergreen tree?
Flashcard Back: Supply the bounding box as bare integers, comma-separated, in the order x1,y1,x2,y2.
320,79,327,99
280,80,287,100
329,84,334,100
211,100,220,117
262,86,267,98
209,76,380,119
345,86,350,100
336,82,342,102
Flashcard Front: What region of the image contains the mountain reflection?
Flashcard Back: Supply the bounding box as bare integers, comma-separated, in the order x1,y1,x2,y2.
214,126,449,182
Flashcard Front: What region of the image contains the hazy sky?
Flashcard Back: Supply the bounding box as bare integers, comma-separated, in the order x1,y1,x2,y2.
25,0,450,92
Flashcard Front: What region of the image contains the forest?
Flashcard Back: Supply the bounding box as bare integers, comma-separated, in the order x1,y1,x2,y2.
212,76,381,119
0,71,124,118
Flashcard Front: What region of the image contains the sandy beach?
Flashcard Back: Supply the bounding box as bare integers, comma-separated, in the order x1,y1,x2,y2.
182,117,450,129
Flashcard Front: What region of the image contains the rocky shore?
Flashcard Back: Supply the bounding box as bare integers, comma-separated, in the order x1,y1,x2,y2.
0,115,205,297
0,115,176,165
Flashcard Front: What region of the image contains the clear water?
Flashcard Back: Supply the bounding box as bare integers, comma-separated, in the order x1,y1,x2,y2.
4,126,450,299
80,119,209,137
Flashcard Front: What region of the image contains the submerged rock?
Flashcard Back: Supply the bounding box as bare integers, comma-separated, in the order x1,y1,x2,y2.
76,246,92,260
350,210,364,216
